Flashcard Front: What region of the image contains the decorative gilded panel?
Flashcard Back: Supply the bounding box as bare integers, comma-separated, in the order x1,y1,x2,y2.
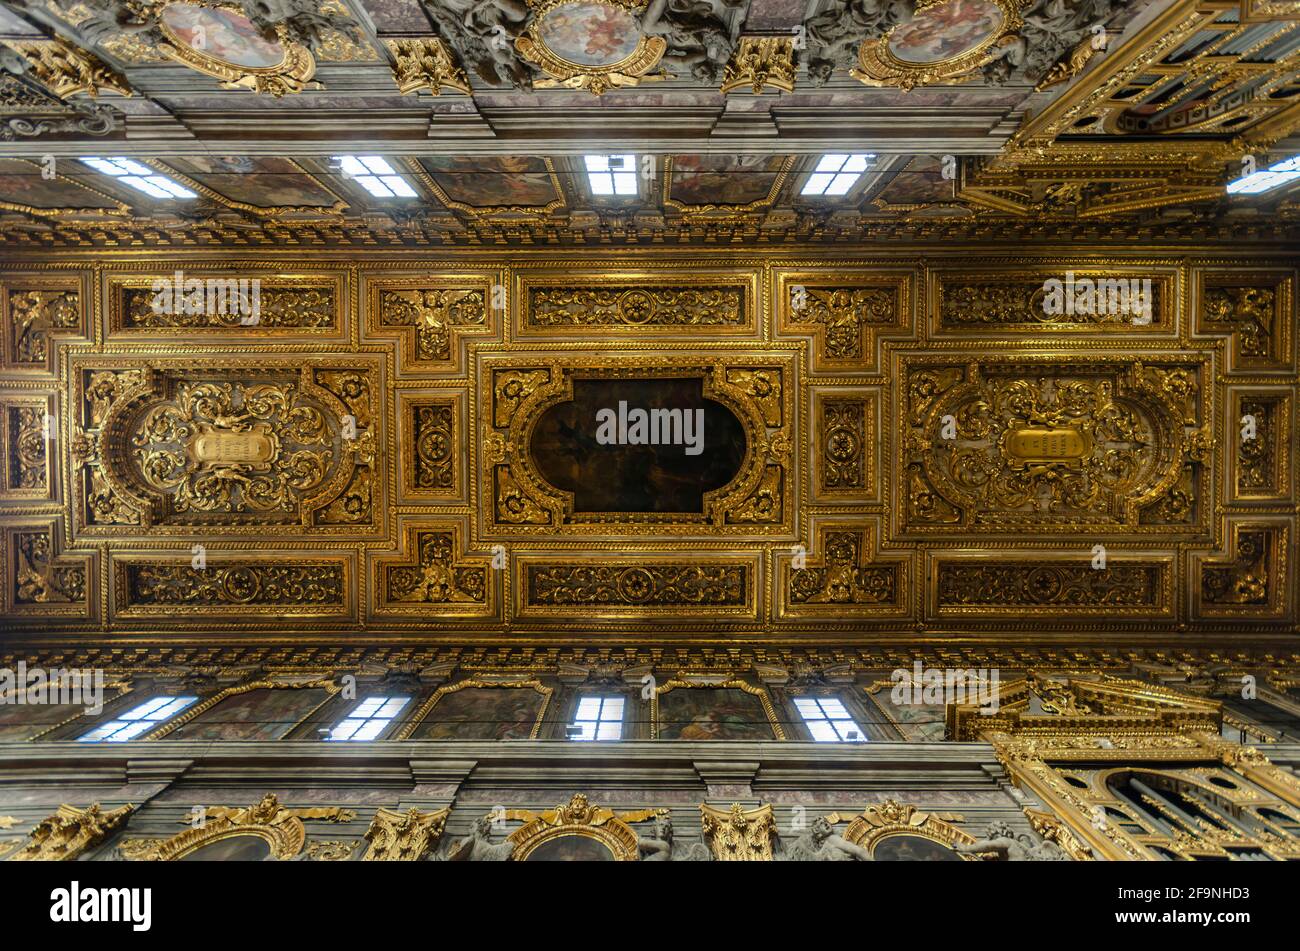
2,523,92,619
1230,390,1292,502
1195,523,1289,619
477,351,796,538
777,523,908,620
775,271,911,372
929,553,1173,618
517,554,758,619
68,356,384,537
933,270,1174,333
394,390,465,502
1195,272,1295,372
2,277,85,374
897,354,1212,537
1,396,52,501
516,270,757,337
372,522,497,620
106,272,344,338
364,273,500,375
814,390,874,501
111,554,352,620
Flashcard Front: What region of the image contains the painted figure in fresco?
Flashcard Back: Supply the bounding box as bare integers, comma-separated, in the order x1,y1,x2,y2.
637,815,712,861
779,816,874,860
954,820,1068,860
445,814,514,861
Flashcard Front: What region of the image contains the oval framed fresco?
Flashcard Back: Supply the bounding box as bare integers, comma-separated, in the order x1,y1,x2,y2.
157,2,317,96
870,832,966,861
852,0,1021,91
515,0,669,95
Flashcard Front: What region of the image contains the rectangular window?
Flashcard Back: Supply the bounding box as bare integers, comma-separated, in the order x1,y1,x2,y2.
794,697,867,742
584,154,637,196
568,695,624,740
78,695,199,742
80,157,197,199
326,696,410,741
333,155,418,198
800,153,873,197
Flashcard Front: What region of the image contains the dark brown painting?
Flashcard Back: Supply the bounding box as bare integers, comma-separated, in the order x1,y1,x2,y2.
524,834,616,861
872,834,963,861
420,156,557,208
409,686,545,740
670,154,787,207
180,687,329,741
657,687,775,740
530,377,746,513
178,834,273,861
0,690,119,740
0,160,121,209
165,156,339,208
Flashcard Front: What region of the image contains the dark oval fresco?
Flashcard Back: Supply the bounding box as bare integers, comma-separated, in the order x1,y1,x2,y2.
530,377,746,514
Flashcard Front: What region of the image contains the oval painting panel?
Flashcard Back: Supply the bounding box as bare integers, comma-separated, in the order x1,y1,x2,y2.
524,834,616,861
887,0,1004,65
536,1,642,67
871,833,963,861
177,833,273,861
161,2,287,69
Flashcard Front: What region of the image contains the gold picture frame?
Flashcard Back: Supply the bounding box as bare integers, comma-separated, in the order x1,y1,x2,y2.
852,0,1023,91
515,0,668,95
156,1,318,97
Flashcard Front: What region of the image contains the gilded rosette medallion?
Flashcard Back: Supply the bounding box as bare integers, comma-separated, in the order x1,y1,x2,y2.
516,0,668,95
853,0,1022,90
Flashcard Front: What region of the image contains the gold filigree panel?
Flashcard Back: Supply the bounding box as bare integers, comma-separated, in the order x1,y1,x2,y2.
364,272,502,375
2,276,87,375
68,355,385,538
2,522,93,620
105,271,345,340
396,390,464,503
775,270,912,373
777,522,908,620
933,270,1175,335
110,553,354,621
1195,522,1289,619
477,350,797,538
372,522,498,620
896,354,1213,538
1,395,53,502
1230,389,1292,503
516,269,758,338
517,554,759,620
813,389,876,502
1195,271,1295,373
929,552,1174,618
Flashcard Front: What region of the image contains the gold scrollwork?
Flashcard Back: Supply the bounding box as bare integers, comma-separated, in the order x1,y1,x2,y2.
828,799,979,859
156,2,318,97
123,794,355,860
10,803,133,861
507,794,654,860
363,806,450,861
699,802,776,861
516,0,669,96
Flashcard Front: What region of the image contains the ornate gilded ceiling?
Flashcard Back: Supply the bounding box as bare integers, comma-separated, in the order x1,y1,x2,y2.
0,248,1295,646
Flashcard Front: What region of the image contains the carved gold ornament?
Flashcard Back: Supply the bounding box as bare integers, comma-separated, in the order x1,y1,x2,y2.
506,794,657,861
720,35,797,95
516,0,669,95
363,806,450,861
852,0,1024,91
827,800,978,859
384,37,471,96
155,2,318,97
122,794,355,860
0,39,133,99
699,802,776,861
10,804,133,860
